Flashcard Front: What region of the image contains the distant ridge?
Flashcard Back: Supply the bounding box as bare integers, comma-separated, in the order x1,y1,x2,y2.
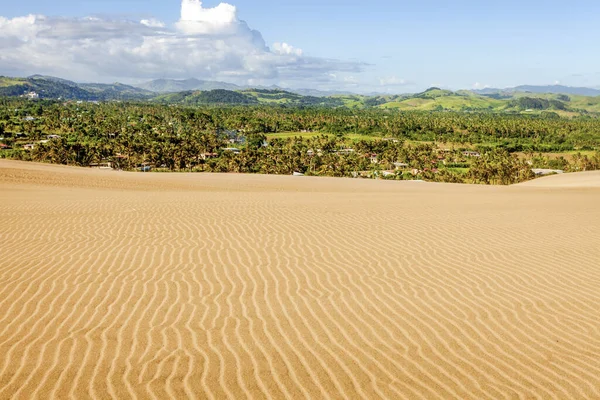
2,74,600,113
135,78,241,93
134,78,357,97
474,85,600,97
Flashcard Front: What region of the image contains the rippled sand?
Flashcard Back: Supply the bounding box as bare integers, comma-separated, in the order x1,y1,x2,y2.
1,160,600,399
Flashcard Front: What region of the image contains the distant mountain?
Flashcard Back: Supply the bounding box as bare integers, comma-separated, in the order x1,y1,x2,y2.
79,82,155,99
3,74,600,114
154,88,345,107
471,87,503,95
291,88,357,97
135,78,364,97
474,85,600,97
28,75,79,87
514,85,600,96
135,78,241,93
154,89,258,105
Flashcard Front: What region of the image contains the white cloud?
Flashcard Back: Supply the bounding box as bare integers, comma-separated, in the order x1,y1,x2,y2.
272,42,303,57
379,76,408,86
0,1,363,85
140,19,165,28
176,0,238,35
473,82,490,89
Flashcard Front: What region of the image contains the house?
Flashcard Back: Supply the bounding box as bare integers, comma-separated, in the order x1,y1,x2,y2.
383,138,400,143
352,171,373,178
222,147,241,154
336,148,355,155
0,143,11,150
24,91,39,100
23,116,35,122
89,162,113,170
220,129,246,145
106,154,128,170
23,144,35,150
369,153,379,164
532,169,564,176
200,152,218,160
39,140,49,144
462,151,481,157
393,162,409,169
47,135,61,140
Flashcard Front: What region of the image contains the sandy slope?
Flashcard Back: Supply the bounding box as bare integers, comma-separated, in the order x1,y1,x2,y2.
1,160,600,399
517,170,600,188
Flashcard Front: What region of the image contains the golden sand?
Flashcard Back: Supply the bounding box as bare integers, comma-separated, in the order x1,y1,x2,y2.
1,160,600,399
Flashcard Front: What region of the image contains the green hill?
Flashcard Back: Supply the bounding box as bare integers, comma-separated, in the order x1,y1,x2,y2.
0,75,152,101
2,74,600,116
136,78,241,93
242,89,345,106
154,89,259,105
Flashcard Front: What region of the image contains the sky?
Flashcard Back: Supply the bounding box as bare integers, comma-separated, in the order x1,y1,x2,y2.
1,0,599,93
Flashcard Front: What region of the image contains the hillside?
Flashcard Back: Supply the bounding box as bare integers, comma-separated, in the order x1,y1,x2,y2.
0,75,153,101
376,88,505,111
154,89,259,105
2,75,600,115
78,83,155,99
474,85,600,97
135,78,242,93
241,89,345,106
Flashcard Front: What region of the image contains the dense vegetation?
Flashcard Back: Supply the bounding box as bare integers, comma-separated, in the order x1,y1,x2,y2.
508,97,567,111
155,89,259,105
1,97,599,184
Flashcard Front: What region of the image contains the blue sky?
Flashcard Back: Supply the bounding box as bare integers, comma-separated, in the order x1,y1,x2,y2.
1,0,599,92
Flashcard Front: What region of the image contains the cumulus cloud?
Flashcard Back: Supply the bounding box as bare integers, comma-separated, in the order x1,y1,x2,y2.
140,19,165,28
177,0,238,34
379,76,408,86
0,0,364,85
473,82,490,89
272,42,303,56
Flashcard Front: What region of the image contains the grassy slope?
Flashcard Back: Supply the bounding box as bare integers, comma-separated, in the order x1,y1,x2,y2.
0,77,28,88
379,93,505,111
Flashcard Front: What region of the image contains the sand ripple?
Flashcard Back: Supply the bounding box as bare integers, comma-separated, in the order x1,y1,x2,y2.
1,160,600,399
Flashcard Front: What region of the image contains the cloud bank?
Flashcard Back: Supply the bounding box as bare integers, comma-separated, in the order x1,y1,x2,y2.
0,0,364,86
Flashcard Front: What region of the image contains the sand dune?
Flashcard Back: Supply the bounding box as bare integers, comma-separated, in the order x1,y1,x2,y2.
1,159,600,399
517,170,600,188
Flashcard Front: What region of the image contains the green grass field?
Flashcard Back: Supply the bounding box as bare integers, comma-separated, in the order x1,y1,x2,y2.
378,94,505,111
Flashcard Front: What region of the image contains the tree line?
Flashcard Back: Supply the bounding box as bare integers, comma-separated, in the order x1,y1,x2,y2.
1,98,599,184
